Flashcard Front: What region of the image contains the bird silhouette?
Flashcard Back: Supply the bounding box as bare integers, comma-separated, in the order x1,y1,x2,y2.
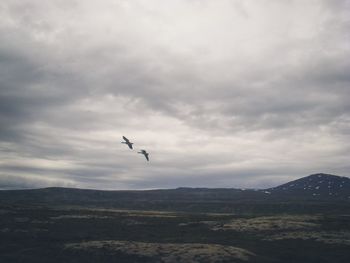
138,149,149,161
121,136,133,149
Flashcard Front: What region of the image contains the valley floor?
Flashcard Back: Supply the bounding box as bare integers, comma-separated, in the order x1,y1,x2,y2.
1,204,350,263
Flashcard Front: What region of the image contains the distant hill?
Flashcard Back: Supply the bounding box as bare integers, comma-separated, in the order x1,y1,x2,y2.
0,173,349,214
268,173,350,199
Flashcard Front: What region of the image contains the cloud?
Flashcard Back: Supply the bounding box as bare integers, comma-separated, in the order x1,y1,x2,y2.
0,173,76,190
1,0,350,189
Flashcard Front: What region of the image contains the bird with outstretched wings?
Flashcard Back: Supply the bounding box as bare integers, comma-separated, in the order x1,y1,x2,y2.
121,136,133,149
138,149,149,161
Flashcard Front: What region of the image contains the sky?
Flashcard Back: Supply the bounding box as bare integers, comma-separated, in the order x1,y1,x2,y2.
0,0,349,190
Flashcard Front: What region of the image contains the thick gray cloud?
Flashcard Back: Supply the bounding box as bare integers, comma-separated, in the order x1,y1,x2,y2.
1,0,349,190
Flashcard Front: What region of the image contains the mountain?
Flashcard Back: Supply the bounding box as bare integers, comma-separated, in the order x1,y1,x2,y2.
268,173,350,199
0,173,349,214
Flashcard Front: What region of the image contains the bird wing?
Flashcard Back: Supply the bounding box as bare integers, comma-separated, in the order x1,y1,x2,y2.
122,136,130,143
128,143,133,149
145,153,149,161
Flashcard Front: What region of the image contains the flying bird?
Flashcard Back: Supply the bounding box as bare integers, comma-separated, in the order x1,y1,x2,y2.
121,136,133,149
138,149,149,161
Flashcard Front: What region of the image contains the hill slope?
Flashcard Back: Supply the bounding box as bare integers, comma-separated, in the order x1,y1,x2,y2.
0,173,349,213
268,173,350,198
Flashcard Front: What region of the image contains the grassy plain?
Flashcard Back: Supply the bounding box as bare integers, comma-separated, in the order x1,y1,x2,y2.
1,204,350,262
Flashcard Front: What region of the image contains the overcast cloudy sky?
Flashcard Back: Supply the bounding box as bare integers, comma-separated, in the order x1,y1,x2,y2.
1,0,349,190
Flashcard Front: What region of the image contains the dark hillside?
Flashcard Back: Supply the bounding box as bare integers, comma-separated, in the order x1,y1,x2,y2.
1,174,350,214
268,173,350,199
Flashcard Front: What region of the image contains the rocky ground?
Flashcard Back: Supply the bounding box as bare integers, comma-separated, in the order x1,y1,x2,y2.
1,204,350,262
